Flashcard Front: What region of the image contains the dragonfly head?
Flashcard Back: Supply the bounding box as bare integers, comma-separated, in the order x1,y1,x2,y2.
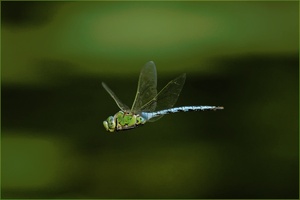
103,116,116,132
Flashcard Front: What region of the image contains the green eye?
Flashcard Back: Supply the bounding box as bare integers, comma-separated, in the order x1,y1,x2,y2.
103,116,116,132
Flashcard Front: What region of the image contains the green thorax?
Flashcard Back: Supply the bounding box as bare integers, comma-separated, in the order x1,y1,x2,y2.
103,111,146,132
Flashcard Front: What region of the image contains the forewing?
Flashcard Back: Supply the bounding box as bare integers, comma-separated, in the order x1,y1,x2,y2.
102,82,130,112
131,61,157,113
142,73,186,122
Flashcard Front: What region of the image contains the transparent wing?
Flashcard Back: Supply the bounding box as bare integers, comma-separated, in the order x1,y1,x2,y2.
141,73,186,122
102,82,130,112
131,61,157,113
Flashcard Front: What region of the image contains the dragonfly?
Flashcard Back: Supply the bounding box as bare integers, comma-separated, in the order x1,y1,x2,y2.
102,61,224,132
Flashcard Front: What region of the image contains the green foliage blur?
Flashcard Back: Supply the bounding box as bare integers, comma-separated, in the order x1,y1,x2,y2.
1,1,298,199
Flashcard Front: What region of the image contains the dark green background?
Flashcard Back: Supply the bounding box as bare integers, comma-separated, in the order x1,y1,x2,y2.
1,1,299,199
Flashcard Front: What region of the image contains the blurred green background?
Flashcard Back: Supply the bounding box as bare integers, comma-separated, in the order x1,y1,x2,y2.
1,1,298,199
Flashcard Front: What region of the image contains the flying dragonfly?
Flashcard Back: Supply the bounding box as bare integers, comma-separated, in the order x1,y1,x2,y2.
102,61,224,132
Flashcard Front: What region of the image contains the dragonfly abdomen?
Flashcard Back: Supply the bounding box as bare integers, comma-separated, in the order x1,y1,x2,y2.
142,106,224,121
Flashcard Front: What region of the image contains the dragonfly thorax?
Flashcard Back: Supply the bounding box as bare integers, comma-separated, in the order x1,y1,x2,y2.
103,111,146,132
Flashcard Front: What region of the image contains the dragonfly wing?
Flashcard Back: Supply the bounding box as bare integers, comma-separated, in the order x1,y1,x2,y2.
102,82,130,112
143,73,186,122
131,61,158,113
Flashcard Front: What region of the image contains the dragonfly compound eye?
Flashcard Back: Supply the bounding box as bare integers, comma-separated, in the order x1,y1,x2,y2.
103,116,116,132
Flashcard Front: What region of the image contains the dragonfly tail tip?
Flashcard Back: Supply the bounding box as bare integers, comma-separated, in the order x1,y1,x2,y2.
217,106,224,110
